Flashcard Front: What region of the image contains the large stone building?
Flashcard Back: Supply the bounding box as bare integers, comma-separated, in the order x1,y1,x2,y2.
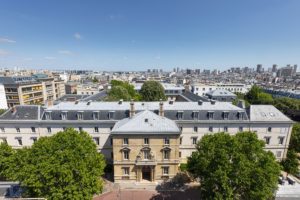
0,100,294,183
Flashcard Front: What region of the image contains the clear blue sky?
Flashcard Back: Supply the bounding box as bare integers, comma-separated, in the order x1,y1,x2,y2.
0,0,299,71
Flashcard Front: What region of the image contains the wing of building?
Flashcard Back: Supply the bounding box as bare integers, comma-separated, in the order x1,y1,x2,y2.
0,100,294,183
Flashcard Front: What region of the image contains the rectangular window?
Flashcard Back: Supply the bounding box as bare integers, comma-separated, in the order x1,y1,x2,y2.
177,111,183,120
163,150,170,159
0,128,5,133
123,138,129,145
179,151,181,158
278,137,285,145
162,167,169,175
93,137,100,145
61,112,67,120
16,138,22,146
239,127,243,132
208,112,214,120
276,151,282,158
47,127,52,133
144,151,150,160
223,112,229,120
123,167,129,175
16,127,20,133
123,151,129,160
108,111,115,119
180,137,182,145
268,127,272,132
110,138,113,145
31,137,37,143
209,126,213,132
94,127,99,133
264,137,271,145
238,112,244,120
144,138,149,145
164,138,170,145
192,137,197,144
194,126,198,132
193,111,199,120
77,112,83,120
93,112,99,120
224,126,228,132
45,112,52,120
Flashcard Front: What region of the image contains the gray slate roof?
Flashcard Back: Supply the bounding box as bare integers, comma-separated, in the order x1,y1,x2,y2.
111,110,180,134
0,105,42,120
249,105,292,122
206,89,236,97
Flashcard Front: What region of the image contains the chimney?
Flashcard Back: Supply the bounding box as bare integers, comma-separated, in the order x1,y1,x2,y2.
198,100,203,105
237,100,246,109
159,99,164,117
87,100,92,105
211,100,216,105
119,99,123,105
130,99,135,117
169,100,174,105
75,100,79,104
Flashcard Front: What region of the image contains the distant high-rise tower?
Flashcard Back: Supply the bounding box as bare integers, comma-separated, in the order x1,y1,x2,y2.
256,64,263,73
272,64,278,73
293,64,297,74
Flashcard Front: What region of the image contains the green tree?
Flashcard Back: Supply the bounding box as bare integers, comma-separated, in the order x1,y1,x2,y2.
140,81,166,101
289,123,300,152
107,86,131,101
281,150,299,175
0,109,7,115
0,142,15,180
92,77,99,83
4,129,106,200
107,80,141,101
187,132,280,200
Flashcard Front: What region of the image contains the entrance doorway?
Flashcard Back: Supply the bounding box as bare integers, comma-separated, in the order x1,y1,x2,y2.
142,166,151,181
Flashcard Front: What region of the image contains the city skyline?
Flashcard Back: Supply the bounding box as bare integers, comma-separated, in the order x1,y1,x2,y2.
0,0,300,70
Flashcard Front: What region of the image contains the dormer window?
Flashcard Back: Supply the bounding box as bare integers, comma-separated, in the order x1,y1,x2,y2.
192,111,199,120
93,111,99,120
177,111,183,120
208,111,214,120
45,111,52,120
164,138,170,145
223,111,229,120
108,111,115,120
61,111,68,120
238,112,244,120
77,111,83,120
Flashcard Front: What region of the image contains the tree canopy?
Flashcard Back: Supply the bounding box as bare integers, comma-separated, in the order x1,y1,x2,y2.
245,85,274,105
0,129,106,200
187,132,280,200
106,80,141,101
140,81,166,101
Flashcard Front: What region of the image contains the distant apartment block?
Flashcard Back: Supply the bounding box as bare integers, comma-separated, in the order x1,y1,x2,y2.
0,75,65,108
191,83,251,96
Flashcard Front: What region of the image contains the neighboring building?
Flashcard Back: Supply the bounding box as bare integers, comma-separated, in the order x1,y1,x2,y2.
256,64,263,73
0,84,8,109
133,83,185,100
191,83,251,96
205,89,237,102
0,76,66,107
0,101,293,183
77,84,102,95
65,82,78,94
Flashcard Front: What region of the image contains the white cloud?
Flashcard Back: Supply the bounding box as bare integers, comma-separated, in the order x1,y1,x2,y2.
44,56,56,60
0,49,9,56
74,33,82,40
0,37,16,43
58,50,72,55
